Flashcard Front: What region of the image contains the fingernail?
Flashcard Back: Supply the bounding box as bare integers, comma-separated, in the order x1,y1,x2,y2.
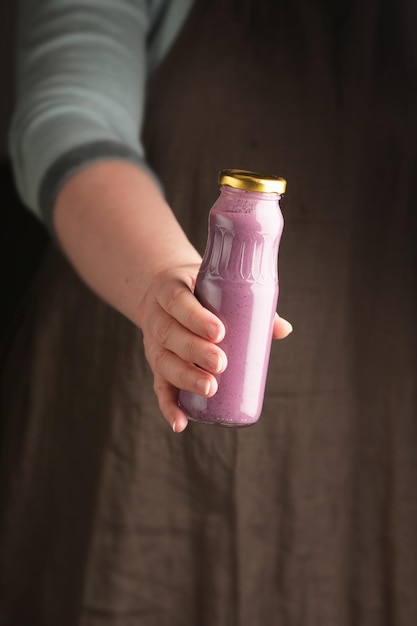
172,421,177,433
283,320,294,334
197,378,211,396
207,352,221,372
206,322,220,341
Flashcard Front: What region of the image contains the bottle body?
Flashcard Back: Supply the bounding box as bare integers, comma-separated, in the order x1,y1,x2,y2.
178,180,284,426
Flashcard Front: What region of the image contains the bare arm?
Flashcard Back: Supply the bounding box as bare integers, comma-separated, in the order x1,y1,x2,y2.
53,160,228,432
54,160,293,432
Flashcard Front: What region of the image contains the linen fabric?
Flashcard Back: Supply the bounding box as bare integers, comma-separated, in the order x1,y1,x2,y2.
1,1,417,625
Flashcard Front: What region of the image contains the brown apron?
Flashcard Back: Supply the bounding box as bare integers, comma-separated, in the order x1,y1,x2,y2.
1,1,416,624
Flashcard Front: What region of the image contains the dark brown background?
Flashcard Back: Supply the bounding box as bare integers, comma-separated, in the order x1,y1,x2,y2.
0,2,48,350
0,1,15,157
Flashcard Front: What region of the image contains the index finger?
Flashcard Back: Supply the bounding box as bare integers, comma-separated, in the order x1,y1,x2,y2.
157,277,225,343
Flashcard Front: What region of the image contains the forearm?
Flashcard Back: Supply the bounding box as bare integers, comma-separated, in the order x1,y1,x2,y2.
53,160,202,326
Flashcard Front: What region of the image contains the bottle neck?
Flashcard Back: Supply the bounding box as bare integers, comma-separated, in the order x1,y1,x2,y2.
217,185,281,214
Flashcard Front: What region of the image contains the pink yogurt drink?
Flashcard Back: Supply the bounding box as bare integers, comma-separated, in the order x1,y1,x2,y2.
178,169,286,426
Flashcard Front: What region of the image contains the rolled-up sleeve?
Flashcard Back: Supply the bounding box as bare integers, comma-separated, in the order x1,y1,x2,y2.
9,0,156,229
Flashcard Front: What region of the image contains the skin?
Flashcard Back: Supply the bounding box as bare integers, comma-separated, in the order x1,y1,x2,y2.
53,160,293,433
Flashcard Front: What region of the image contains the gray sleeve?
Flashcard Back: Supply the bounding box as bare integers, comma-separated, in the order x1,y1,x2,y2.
9,0,159,230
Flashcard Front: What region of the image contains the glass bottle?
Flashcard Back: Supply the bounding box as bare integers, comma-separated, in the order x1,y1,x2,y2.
178,169,286,426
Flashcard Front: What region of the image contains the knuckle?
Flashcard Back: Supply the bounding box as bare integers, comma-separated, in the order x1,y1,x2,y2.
164,285,185,314
158,316,176,347
184,307,199,332
176,362,194,389
153,376,164,396
183,334,201,360
153,348,168,375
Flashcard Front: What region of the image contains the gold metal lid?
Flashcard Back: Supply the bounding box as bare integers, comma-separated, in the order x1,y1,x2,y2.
219,169,287,194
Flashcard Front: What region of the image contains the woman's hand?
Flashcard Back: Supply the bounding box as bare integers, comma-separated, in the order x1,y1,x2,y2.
138,264,293,433
138,263,227,433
